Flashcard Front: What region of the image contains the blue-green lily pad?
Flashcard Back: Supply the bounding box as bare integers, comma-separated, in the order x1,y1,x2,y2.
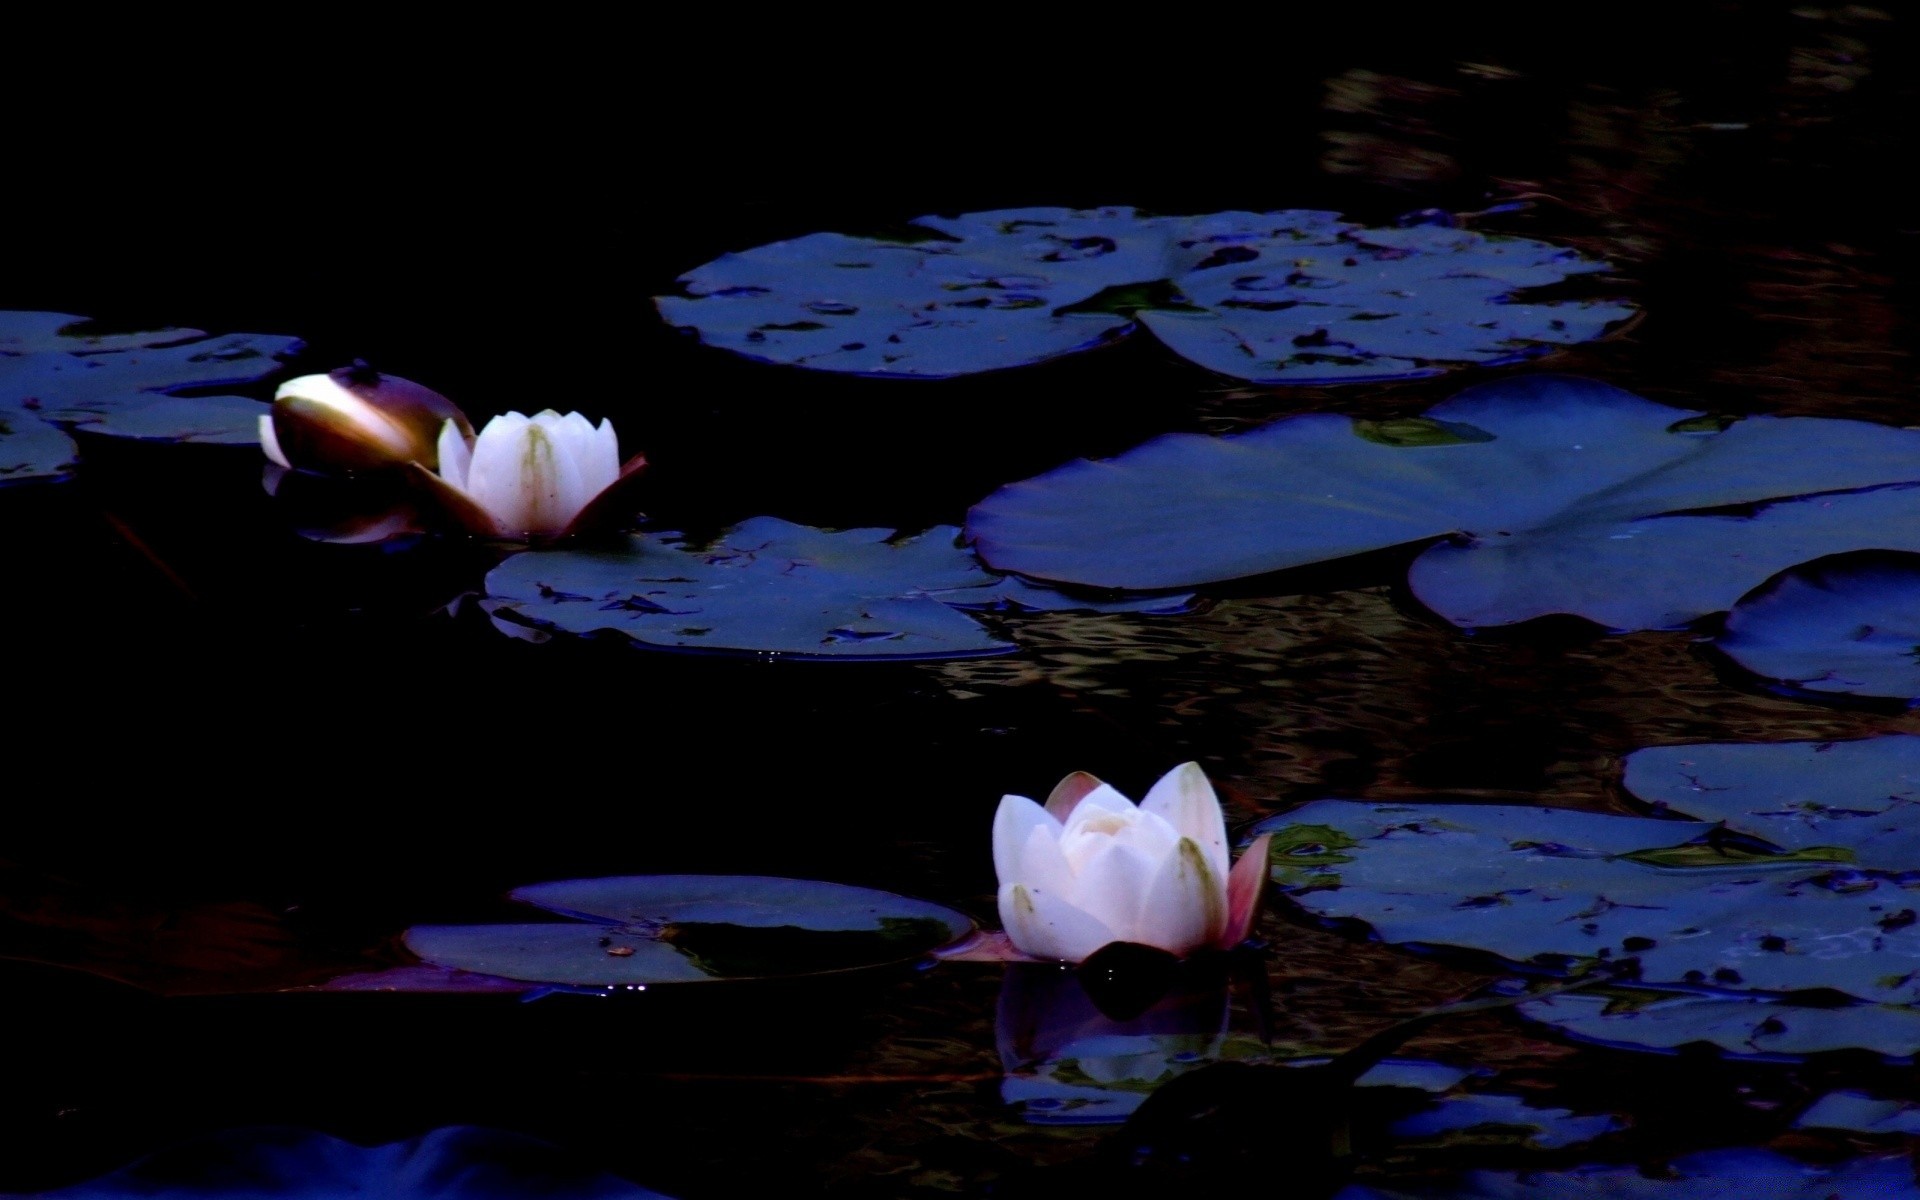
1335,1148,1920,1199
1255,798,1920,1005
486,516,1191,660
65,394,270,444
405,875,973,987
2,1126,672,1199
1795,1090,1920,1135
1388,1091,1624,1150
657,208,1630,382
0,408,77,485
1714,552,1920,703
1518,988,1920,1062
968,375,1920,630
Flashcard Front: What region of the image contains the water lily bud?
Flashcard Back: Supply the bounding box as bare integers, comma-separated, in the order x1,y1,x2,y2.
435,410,622,538
992,763,1270,963
263,364,472,474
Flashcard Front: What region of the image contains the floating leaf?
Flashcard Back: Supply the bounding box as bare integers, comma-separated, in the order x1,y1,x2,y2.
1338,1147,1919,1199
1795,1090,1920,1135
1715,552,1920,703
1254,797,1920,1005
3,1125,673,1199
405,875,972,987
64,394,270,444
0,409,76,485
969,375,1920,630
1518,988,1920,1062
1387,1091,1623,1150
485,516,1190,660
657,208,1630,382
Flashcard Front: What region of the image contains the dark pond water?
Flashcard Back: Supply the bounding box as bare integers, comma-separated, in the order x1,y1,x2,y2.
6,11,1920,1196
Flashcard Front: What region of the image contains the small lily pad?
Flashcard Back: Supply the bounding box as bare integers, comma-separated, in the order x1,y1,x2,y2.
65,394,271,444
1518,988,1920,1062
968,375,1920,630
2,1126,673,1199
1255,797,1920,1005
1715,552,1920,703
1796,1090,1920,1135
486,516,1191,660
1388,1091,1623,1150
1337,1148,1920,1199
405,875,972,987
0,410,77,485
658,208,1630,382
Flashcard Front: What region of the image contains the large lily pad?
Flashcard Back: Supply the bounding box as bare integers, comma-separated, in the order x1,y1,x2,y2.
405,875,972,987
1254,795,1920,1005
1714,552,1920,703
1336,1148,1920,1199
66,394,272,445
656,207,1630,382
5,1126,672,1199
485,516,1190,660
968,375,1920,630
1517,988,1920,1061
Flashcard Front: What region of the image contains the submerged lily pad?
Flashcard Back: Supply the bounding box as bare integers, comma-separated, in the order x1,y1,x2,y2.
486,516,1191,660
1387,1091,1623,1150
0,311,301,481
1255,795,1920,1005
405,875,972,987
968,375,1920,630
65,394,271,444
1715,552,1920,703
1337,1147,1920,1199
4,1125,672,1199
1518,988,1920,1061
657,207,1630,382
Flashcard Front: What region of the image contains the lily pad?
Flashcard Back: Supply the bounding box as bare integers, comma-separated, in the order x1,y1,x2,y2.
485,516,1191,660
1254,798,1920,1005
0,409,77,485
65,394,271,444
1517,988,1920,1061
657,208,1630,382
1714,552,1920,703
1795,1090,1920,1135
1336,1148,1920,1199
404,875,972,987
4,1125,672,1199
1387,1091,1623,1150
968,375,1920,630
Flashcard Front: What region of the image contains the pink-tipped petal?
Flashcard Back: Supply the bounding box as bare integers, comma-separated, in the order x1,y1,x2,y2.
1133,837,1227,957
992,795,1060,885
1218,834,1272,950
1044,770,1105,822
258,413,291,468
1141,762,1230,882
999,883,1117,964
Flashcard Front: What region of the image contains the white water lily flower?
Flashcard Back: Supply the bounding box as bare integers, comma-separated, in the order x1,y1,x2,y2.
992,763,1272,963
261,366,470,474
434,410,622,538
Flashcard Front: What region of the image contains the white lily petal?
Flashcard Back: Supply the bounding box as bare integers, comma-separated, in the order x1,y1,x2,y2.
588,417,620,491
1000,883,1118,963
1103,808,1182,865
1065,784,1137,823
436,419,472,490
258,413,290,468
992,794,1059,886
1141,762,1230,882
1017,824,1075,898
1069,840,1158,939
275,373,414,457
1133,837,1227,956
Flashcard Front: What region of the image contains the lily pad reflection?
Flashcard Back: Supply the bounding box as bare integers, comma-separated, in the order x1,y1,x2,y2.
1518,988,1920,1062
1715,552,1920,703
968,375,1920,630
405,875,972,987
4,1125,672,1199
486,517,1190,660
1336,1148,1919,1199
657,207,1631,382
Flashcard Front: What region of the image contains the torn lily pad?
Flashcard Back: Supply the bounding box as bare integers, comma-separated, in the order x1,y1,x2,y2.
1714,552,1920,703
485,516,1191,660
0,310,303,478
1254,797,1920,1005
968,375,1920,630
657,207,1630,382
1518,988,1920,1062
1338,1147,1920,1199
404,875,972,987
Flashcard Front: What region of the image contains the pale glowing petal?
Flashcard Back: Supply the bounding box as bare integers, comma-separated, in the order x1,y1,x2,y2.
274,373,415,458
1141,762,1230,882
1044,771,1105,823
258,413,291,468
587,417,620,492
1133,837,1227,955
1000,883,1118,963
1069,839,1158,938
1016,825,1075,897
436,419,472,490
1061,784,1138,828
992,794,1059,885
